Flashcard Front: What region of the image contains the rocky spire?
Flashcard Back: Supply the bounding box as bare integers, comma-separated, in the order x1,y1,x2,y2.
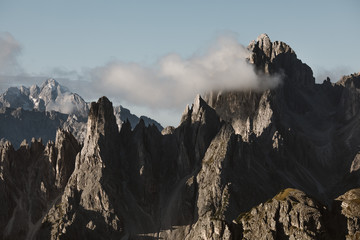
256,33,273,59
54,129,81,189
87,96,118,140
248,33,314,86
80,96,120,167
38,96,123,239
180,94,220,126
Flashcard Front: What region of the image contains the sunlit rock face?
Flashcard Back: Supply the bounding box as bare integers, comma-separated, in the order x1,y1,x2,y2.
1,34,360,239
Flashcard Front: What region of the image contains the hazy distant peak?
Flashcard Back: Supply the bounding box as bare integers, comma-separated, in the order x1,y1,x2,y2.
40,78,69,95
0,78,88,117
29,84,40,97
113,104,163,131
6,86,21,95
19,85,29,95
42,78,59,87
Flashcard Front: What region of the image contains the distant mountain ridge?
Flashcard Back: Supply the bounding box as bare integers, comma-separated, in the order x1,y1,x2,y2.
113,105,163,131
0,78,89,117
0,107,70,147
0,78,163,147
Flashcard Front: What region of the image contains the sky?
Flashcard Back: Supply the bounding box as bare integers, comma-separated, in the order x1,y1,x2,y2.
0,0,359,127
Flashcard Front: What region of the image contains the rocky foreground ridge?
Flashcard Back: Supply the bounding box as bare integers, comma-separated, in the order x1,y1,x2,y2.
1,34,360,239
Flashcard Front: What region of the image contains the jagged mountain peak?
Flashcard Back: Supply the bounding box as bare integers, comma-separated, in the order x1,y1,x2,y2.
0,79,163,131
0,78,89,116
135,117,146,129
204,34,318,138
255,33,272,58
256,33,270,41
113,105,163,131
82,96,119,165
0,79,163,147
19,85,29,95
251,34,313,86
37,78,89,117
87,96,118,138
40,78,69,96
0,86,35,111
192,94,204,114
0,127,80,239
250,33,295,60
42,78,58,87
180,95,206,125
44,78,58,85
337,72,360,88
41,78,61,89
2,34,360,239
89,96,113,118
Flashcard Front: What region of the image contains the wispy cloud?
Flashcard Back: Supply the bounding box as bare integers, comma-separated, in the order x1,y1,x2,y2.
313,66,353,83
0,32,26,92
0,32,22,75
89,35,282,110
51,67,82,80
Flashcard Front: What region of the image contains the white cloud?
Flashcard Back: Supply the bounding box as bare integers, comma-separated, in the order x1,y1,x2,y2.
89,35,281,110
0,34,283,127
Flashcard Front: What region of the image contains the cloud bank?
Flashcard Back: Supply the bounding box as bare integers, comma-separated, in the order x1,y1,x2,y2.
89,36,281,110
0,32,22,75
0,33,282,126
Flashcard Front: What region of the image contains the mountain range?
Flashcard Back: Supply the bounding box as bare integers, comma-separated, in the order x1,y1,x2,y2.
1,34,360,239
0,78,163,147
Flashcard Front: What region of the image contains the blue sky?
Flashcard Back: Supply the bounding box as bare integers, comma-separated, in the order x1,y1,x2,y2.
0,0,359,126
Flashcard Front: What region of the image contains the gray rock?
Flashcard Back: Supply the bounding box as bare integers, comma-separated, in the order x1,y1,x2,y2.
0,129,80,240
334,188,360,240
236,188,329,240
113,105,163,131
